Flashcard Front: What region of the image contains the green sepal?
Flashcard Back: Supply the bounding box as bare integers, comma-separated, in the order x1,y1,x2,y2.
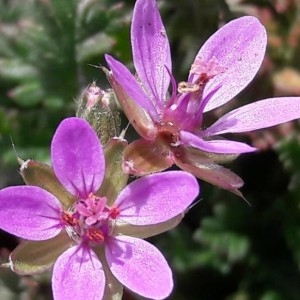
103,67,157,140
185,147,240,164
113,213,184,239
19,158,76,208
9,231,72,275
97,138,128,206
95,247,123,300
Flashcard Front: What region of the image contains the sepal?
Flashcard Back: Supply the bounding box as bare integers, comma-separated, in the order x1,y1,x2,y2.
175,147,245,198
123,139,173,176
97,137,129,206
103,67,157,140
19,159,76,208
95,248,123,300
112,213,184,239
9,232,72,275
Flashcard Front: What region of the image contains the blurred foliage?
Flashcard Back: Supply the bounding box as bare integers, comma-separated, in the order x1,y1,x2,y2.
2,0,300,300
0,0,131,170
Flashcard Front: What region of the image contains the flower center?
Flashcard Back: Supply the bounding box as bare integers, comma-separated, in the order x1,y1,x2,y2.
61,193,120,246
178,56,226,97
157,121,180,147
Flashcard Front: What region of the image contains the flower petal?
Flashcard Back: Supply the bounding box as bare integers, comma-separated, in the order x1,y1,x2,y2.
52,245,105,300
204,97,300,135
51,117,105,198
114,171,198,225
105,235,173,299
105,54,159,121
180,130,257,154
131,0,171,105
193,16,267,112
0,186,62,240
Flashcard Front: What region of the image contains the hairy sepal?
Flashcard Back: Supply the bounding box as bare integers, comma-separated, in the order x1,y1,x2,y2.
9,232,71,275
103,67,157,140
19,159,76,208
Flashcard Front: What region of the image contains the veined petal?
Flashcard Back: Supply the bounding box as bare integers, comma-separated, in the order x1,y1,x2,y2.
192,16,267,112
204,97,300,135
114,171,199,225
180,130,257,154
105,54,159,121
105,236,173,299
51,117,105,198
0,186,62,240
52,245,105,300
131,0,171,105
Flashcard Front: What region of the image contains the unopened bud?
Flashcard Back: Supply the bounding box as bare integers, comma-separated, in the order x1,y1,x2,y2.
76,82,121,145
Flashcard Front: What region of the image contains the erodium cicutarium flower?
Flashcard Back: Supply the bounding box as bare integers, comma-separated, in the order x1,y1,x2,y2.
105,0,300,196
0,117,199,300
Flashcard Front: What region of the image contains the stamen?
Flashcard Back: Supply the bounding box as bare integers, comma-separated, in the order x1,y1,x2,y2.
109,207,120,219
178,81,200,93
62,193,118,246
62,212,78,226
85,228,105,243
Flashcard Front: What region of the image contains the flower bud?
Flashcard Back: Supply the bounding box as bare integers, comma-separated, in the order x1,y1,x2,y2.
76,82,121,145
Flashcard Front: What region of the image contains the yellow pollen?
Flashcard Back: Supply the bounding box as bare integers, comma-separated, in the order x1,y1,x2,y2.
178,81,200,93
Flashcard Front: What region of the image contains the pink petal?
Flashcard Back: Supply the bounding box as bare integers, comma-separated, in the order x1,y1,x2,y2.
105,54,159,121
180,130,257,153
193,16,267,112
105,235,173,299
51,117,105,198
114,171,199,225
52,245,105,300
131,0,171,106
204,97,300,135
0,186,62,240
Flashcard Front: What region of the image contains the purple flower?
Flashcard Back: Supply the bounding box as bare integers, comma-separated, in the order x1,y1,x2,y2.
0,117,199,300
105,0,300,195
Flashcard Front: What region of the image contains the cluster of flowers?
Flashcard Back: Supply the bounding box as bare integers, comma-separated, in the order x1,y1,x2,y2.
1,0,300,299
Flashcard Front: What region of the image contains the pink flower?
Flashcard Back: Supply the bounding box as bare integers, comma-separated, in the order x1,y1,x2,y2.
0,117,199,300
105,0,300,196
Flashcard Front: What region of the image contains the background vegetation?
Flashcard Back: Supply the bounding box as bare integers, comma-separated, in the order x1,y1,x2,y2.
1,0,300,299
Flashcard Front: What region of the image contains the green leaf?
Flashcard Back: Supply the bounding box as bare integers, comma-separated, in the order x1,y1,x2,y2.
9,82,43,107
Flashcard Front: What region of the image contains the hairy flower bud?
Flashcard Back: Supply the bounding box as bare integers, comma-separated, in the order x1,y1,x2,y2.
76,82,121,145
